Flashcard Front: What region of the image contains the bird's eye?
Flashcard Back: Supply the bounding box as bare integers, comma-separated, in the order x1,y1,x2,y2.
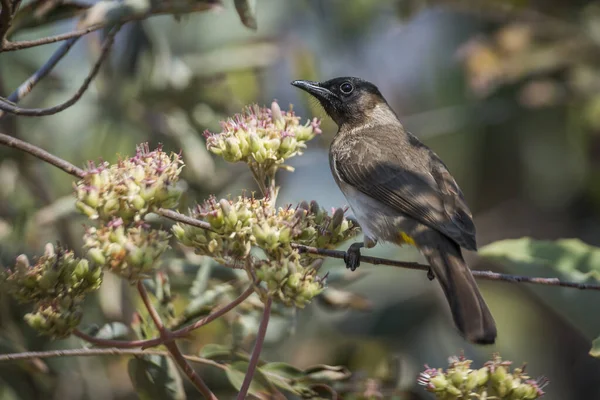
340,82,354,94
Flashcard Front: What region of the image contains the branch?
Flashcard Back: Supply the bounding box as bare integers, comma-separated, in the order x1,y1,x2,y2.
0,25,121,118
1,37,80,113
0,1,223,52
0,131,86,178
137,281,218,400
237,296,272,400
156,208,213,230
293,244,600,291
0,347,225,370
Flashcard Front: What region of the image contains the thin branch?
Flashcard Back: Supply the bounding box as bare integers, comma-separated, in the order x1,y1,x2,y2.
73,329,164,349
237,296,272,400
1,37,80,111
3,25,101,52
0,131,86,178
137,281,218,400
156,208,213,230
0,25,121,118
293,244,600,291
167,285,255,338
74,284,254,350
0,347,226,370
1,1,223,52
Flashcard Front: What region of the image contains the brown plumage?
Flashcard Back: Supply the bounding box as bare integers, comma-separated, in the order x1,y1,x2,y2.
291,77,497,344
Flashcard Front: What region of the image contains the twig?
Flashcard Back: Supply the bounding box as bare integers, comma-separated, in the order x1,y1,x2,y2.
2,26,99,52
237,296,272,400
167,285,255,338
293,244,600,291
1,1,223,52
0,25,121,118
156,208,213,230
74,284,254,350
0,347,225,370
0,131,86,178
137,281,218,400
1,37,80,113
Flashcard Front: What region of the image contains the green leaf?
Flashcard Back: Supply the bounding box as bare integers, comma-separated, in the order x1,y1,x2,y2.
225,361,274,399
479,238,600,281
128,355,186,400
7,0,90,37
199,343,232,360
260,362,305,393
302,365,351,382
590,336,600,358
234,0,257,30
479,237,600,336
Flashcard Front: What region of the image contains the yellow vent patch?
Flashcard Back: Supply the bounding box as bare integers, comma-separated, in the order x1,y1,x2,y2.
397,231,416,246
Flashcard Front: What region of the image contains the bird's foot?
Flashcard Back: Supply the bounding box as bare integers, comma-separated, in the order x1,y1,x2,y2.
344,242,364,271
427,267,435,281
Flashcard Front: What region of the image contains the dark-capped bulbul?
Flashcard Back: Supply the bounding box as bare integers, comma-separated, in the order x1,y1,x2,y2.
291,77,497,344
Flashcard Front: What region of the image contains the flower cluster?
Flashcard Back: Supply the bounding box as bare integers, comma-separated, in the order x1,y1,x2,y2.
204,101,321,165
174,197,358,262
256,256,325,308
84,219,171,282
75,143,183,223
173,196,358,306
418,353,548,399
2,244,102,338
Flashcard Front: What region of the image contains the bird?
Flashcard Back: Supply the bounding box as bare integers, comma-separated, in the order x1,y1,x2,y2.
291,77,497,344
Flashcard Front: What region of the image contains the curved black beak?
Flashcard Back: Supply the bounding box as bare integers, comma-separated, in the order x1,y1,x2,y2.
291,80,336,101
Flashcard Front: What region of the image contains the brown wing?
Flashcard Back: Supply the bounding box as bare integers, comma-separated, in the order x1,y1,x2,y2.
333,131,477,250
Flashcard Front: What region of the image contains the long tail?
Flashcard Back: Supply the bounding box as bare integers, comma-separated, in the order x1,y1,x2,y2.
421,235,497,344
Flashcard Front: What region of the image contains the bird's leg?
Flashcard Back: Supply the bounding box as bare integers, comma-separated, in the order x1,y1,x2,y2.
427,268,435,281
344,242,364,271
344,236,377,271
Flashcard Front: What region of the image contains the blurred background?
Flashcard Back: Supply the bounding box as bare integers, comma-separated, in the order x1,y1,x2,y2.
2,0,600,398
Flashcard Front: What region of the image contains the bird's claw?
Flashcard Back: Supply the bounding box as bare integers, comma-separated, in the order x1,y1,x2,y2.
427,267,435,281
344,243,362,271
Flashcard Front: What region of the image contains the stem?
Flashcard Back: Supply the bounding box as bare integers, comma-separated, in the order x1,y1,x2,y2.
0,347,225,370
292,244,600,291
236,296,272,400
137,281,218,400
0,25,121,118
0,132,86,178
2,37,80,110
167,285,255,337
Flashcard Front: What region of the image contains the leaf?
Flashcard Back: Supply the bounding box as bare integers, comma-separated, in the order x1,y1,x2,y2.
479,238,600,281
225,361,274,399
234,0,257,30
260,362,305,393
128,355,186,400
7,0,90,37
302,365,351,382
199,343,232,360
590,336,600,358
479,237,600,336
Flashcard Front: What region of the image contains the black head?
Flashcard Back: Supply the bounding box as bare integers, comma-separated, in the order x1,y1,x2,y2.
291,77,387,126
